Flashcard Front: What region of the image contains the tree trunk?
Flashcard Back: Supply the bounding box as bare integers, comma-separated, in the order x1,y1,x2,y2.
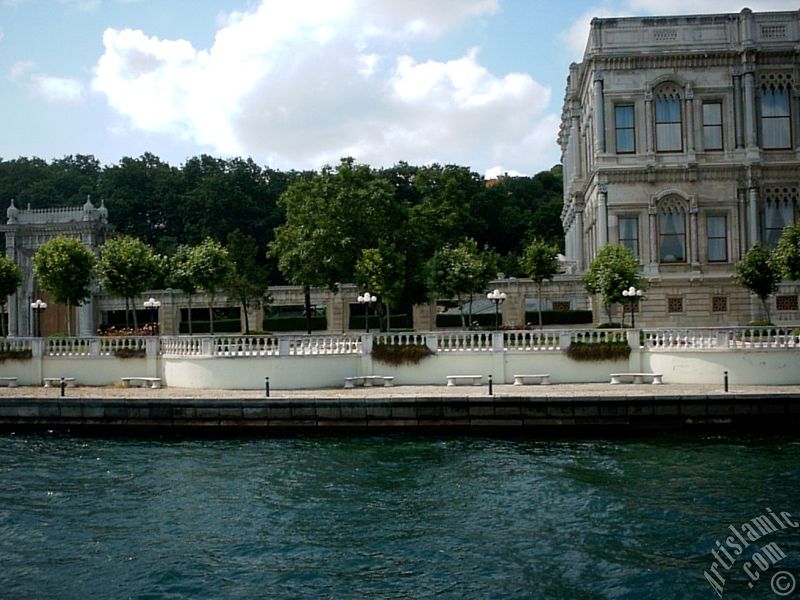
385,303,391,332
537,282,543,329
304,286,312,335
458,295,467,329
605,303,613,326
187,294,193,335
467,294,474,328
761,296,771,325
67,300,72,337
131,297,139,331
1,302,6,337
208,297,215,335
124,297,130,329
242,297,250,334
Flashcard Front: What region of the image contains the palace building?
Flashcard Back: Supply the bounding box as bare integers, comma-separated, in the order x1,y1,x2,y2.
560,9,800,325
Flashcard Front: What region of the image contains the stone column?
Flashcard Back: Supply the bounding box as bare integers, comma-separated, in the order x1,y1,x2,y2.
648,202,659,271
690,199,700,268
747,187,759,248
794,88,800,152
644,90,654,155
685,85,695,156
570,106,582,180
597,185,608,247
743,69,757,150
5,232,17,337
78,298,95,337
733,71,744,149
575,206,585,271
593,71,605,154
737,189,748,258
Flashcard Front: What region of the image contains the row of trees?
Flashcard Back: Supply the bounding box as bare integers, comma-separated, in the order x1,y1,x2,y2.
20,234,262,336
0,154,563,279
733,224,800,324
582,224,800,326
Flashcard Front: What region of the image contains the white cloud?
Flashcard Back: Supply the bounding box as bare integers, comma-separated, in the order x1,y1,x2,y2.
32,75,84,102
9,60,35,81
92,0,553,174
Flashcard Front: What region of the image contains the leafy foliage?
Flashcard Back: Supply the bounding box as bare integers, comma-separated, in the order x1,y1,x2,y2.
733,242,780,324
0,255,22,336
371,342,434,366
583,245,639,325
773,223,800,281
97,235,164,329
189,238,233,334
226,230,269,334
32,236,96,336
427,239,496,328
521,238,560,328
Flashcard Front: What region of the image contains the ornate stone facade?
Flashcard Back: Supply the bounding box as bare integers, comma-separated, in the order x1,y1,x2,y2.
1,198,108,336
560,9,800,325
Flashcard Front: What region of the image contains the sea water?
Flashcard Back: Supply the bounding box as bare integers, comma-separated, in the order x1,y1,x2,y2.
1,433,798,599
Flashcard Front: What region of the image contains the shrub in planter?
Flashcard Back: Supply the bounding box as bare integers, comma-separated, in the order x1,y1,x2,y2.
0,349,33,362
114,348,146,359
565,341,630,362
372,342,433,366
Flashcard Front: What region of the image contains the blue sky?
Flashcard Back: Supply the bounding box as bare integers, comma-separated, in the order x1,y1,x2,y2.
1,0,797,176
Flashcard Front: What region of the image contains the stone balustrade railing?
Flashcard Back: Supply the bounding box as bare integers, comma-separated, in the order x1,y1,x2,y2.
1,327,796,360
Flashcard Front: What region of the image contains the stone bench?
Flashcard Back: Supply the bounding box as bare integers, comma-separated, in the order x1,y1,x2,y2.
0,377,18,388
610,372,663,385
43,377,76,388
121,377,162,389
513,374,551,386
344,375,394,389
447,375,483,386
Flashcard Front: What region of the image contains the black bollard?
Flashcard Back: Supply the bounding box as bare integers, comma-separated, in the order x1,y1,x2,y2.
488,374,493,396
60,376,66,398
724,370,729,393
265,376,270,398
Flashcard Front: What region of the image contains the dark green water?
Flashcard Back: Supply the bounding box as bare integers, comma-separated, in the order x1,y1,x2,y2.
0,433,798,599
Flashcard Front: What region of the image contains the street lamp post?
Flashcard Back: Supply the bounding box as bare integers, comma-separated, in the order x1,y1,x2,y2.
357,292,377,333
30,299,47,338
486,289,507,330
143,297,161,335
622,286,643,328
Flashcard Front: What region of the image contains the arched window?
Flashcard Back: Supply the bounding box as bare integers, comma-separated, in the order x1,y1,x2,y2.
658,197,687,263
760,75,792,150
655,85,683,152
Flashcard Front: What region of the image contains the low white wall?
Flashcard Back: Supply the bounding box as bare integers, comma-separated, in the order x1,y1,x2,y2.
42,357,158,386
644,350,800,385
162,355,361,390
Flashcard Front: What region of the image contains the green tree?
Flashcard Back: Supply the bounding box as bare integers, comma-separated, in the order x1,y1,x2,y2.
583,244,639,325
170,244,198,334
355,244,406,331
427,239,496,328
734,242,780,324
773,223,800,282
33,236,95,336
97,236,164,330
521,238,560,328
269,158,394,333
0,255,22,337
189,238,232,334
226,230,269,334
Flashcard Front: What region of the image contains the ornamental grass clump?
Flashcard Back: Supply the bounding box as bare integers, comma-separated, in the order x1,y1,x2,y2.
564,341,631,362
372,342,434,366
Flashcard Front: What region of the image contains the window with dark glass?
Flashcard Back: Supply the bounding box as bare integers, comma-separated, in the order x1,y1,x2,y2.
702,102,723,150
764,200,795,247
659,203,686,262
618,216,639,259
655,93,682,152
615,105,635,153
760,85,791,149
706,215,727,262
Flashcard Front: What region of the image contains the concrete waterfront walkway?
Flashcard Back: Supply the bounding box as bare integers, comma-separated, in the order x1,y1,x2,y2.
0,382,797,400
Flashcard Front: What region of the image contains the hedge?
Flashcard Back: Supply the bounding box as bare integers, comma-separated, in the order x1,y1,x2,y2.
178,319,242,334
263,316,327,332
524,310,593,326
436,313,498,328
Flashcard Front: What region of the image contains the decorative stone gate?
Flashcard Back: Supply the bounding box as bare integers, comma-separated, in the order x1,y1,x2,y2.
1,198,108,336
